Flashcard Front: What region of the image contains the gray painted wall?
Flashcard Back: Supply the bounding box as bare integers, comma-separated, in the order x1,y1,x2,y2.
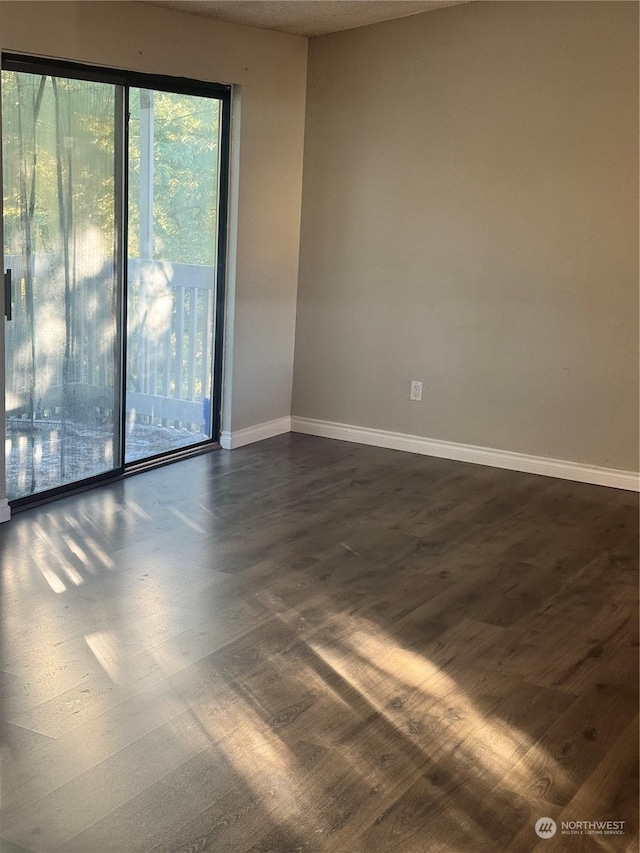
293,1,639,472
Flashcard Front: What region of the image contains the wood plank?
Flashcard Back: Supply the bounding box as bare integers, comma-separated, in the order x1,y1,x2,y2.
531,716,639,852
1,710,213,851
499,682,637,809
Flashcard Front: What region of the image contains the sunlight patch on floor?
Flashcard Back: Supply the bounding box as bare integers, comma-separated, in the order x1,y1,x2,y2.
85,632,122,684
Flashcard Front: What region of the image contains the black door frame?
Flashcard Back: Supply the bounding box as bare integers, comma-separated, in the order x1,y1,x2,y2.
2,52,231,509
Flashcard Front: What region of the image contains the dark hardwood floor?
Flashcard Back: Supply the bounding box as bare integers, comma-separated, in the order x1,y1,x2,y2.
0,434,637,853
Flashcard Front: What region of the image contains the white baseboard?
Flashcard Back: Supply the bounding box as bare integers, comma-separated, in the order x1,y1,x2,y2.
220,416,292,450
0,498,11,524
291,416,640,492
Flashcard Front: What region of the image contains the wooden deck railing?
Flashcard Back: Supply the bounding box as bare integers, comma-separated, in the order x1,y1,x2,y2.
4,253,215,430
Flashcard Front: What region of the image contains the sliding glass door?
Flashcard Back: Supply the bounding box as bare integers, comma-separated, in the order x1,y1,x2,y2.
2,58,229,504
125,88,220,463
2,71,121,500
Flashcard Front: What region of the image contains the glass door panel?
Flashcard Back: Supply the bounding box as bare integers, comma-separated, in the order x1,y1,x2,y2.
125,88,220,463
3,71,120,501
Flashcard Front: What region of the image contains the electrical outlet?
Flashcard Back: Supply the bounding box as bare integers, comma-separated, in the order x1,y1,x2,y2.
410,380,423,402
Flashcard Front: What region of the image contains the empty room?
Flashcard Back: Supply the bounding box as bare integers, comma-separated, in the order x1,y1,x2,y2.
0,1,638,852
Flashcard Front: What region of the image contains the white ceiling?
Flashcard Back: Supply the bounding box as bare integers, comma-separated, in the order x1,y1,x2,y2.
144,1,471,38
